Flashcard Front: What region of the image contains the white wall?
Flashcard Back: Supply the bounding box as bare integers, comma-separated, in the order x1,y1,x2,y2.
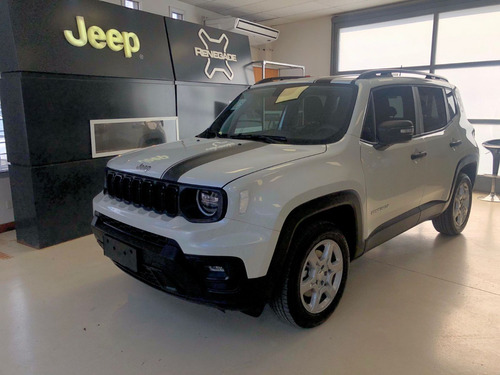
101,0,222,24
268,16,332,77
250,46,272,62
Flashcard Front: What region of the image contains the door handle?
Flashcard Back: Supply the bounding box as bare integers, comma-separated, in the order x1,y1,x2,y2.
450,140,462,148
411,151,427,160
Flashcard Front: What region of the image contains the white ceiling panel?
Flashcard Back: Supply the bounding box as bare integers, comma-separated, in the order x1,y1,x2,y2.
264,2,333,18
179,0,409,25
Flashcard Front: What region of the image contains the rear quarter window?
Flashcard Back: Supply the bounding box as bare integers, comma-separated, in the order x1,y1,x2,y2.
445,88,458,120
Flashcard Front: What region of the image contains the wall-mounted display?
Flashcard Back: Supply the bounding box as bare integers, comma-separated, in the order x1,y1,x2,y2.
0,0,174,80
165,18,253,85
90,117,178,158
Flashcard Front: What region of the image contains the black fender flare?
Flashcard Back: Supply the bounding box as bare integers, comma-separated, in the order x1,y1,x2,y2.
265,190,363,299
442,153,478,211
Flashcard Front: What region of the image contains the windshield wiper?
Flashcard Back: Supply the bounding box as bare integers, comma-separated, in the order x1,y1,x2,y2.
229,134,288,144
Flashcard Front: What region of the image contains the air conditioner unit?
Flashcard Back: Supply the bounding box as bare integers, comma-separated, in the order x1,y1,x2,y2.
204,17,279,46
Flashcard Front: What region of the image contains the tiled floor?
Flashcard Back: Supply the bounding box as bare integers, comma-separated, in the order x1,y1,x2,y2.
0,194,499,375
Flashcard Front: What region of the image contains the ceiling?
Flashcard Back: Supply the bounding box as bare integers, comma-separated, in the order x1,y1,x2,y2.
178,0,409,26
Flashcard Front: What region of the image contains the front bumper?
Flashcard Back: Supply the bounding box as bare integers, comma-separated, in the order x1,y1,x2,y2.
92,213,269,312
92,192,278,279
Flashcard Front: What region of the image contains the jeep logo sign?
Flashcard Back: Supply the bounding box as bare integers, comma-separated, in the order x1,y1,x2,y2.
64,16,141,58
194,29,237,80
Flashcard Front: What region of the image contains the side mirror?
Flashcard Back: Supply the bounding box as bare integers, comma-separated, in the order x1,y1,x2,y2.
376,120,414,149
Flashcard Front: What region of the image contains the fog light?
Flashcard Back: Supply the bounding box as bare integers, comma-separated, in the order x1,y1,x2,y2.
205,265,228,280
208,265,225,272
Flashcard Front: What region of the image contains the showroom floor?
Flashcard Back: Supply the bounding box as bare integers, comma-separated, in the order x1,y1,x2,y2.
0,193,499,375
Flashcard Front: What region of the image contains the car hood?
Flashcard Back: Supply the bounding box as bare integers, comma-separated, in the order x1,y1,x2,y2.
107,138,326,187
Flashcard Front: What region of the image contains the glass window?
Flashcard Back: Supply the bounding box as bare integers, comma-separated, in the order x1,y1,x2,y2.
204,84,357,145
372,86,415,130
445,88,457,120
338,15,434,71
436,5,500,64
123,0,140,10
171,12,184,20
418,87,447,132
90,117,179,158
170,7,185,20
436,66,500,120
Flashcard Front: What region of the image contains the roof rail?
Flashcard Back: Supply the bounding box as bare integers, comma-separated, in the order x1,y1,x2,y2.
356,69,448,82
255,76,309,85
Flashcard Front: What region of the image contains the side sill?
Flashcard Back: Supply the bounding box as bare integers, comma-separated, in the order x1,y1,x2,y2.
364,200,447,252
364,208,420,251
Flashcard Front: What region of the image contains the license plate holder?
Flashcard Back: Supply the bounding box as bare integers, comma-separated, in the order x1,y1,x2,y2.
103,236,138,272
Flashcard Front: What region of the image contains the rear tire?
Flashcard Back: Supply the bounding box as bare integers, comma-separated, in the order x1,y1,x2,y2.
271,221,349,328
432,173,472,235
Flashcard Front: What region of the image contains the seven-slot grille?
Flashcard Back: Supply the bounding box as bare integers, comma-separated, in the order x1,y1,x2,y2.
105,170,178,216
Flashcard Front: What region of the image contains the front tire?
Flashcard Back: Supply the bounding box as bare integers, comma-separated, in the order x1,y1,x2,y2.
271,222,349,328
432,173,472,235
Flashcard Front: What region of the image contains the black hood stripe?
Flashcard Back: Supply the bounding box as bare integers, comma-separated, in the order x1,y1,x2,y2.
161,141,267,182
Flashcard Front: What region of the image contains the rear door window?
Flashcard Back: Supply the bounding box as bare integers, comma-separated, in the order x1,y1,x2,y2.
418,87,447,133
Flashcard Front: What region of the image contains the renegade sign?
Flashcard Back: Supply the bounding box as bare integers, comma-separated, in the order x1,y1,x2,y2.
64,16,140,58
194,29,237,80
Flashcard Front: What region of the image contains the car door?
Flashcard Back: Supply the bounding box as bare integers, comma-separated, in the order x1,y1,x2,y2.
360,85,427,238
416,86,461,203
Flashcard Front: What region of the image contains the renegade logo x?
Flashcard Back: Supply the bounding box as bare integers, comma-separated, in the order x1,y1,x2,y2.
194,29,237,80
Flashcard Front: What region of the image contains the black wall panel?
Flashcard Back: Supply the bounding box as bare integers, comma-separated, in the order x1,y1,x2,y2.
10,158,110,248
1,73,176,167
176,83,247,139
0,76,29,163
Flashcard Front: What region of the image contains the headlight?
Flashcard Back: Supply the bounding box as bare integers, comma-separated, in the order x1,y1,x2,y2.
196,190,220,217
179,187,226,222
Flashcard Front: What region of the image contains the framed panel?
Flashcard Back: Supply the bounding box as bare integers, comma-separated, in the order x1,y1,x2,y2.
90,117,179,158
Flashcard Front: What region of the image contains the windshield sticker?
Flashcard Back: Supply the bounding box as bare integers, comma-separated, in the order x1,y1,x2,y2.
275,86,309,104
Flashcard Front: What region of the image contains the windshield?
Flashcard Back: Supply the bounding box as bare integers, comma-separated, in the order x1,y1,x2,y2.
199,83,357,144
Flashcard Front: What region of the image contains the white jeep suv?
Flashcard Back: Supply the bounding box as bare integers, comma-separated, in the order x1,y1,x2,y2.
92,70,479,328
